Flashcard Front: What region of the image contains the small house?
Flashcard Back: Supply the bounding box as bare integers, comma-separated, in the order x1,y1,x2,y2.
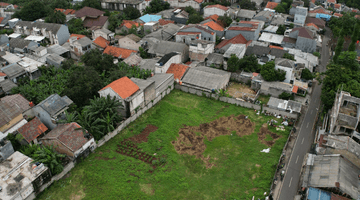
147,73,174,97
189,40,214,62
69,36,93,57
1,63,27,83
205,53,224,68
103,46,137,60
155,52,182,73
144,21,160,33
17,117,48,145
148,41,189,62
118,36,141,51
92,28,114,43
166,63,189,83
237,9,256,21
203,4,230,17
93,36,110,51
0,100,26,135
225,21,262,41
8,38,38,54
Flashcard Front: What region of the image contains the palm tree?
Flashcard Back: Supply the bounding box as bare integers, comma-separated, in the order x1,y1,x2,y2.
32,146,65,175
58,111,78,124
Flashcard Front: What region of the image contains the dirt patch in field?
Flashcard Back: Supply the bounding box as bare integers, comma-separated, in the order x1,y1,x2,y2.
227,83,256,99
128,125,158,143
70,189,85,200
257,124,281,146
172,115,255,167
140,183,154,195
255,164,261,168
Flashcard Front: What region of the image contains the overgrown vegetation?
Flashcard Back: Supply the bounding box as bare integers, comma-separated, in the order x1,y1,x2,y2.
238,0,257,10
143,0,170,14
37,90,291,200
278,92,293,100
227,54,261,73
283,53,295,61
274,0,293,13
301,68,314,80
260,61,286,82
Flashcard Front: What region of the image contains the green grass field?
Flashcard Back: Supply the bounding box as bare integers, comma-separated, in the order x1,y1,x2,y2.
37,90,291,200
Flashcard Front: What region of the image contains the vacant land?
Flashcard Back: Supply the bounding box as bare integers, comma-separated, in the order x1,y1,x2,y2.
37,90,291,200
227,82,256,99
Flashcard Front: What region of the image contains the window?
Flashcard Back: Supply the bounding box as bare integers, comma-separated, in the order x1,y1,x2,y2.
339,126,345,132
343,100,348,107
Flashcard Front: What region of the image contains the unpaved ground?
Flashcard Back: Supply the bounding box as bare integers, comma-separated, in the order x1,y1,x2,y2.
128,125,158,143
227,83,256,98
172,115,255,168
257,124,281,146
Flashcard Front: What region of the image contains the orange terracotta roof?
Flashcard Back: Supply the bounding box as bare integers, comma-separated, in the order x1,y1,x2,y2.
309,7,330,14
93,36,110,48
306,23,319,30
0,72,6,76
185,61,192,65
355,15,360,19
121,20,142,29
194,0,203,3
55,8,65,12
68,34,86,42
252,72,259,77
64,9,76,15
0,17,4,24
13,4,18,9
215,33,248,49
103,46,137,59
0,2,9,7
101,76,139,99
266,2,278,9
333,13,343,17
311,0,315,3
292,86,298,93
166,63,189,80
205,4,229,11
205,14,219,22
269,45,283,50
158,19,174,26
334,4,341,9
203,20,224,31
18,117,48,143
327,0,335,3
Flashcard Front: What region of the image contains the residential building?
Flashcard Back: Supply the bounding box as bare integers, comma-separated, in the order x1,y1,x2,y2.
166,63,189,82
225,21,261,41
253,11,274,25
215,33,249,53
130,77,155,105
8,38,38,54
237,9,256,21
14,21,70,45
267,97,302,113
0,3,19,18
305,23,320,32
0,100,26,135
270,14,287,26
1,63,26,83
0,151,51,200
177,24,216,43
46,54,65,68
46,44,70,58
17,117,47,145
0,137,14,160
329,91,360,136
123,54,142,66
99,76,151,117
223,44,247,59
155,52,182,73
205,53,224,68
158,19,174,26
289,1,305,15
305,17,326,29
204,4,230,17
139,14,162,23
144,21,159,33
167,0,202,11
83,16,109,30
143,23,181,41
17,57,43,80
148,40,189,62
115,20,142,34
171,9,189,24
103,46,137,60
302,154,360,200
75,6,104,21
201,20,225,38
0,79,16,95
138,58,159,72
259,32,284,46
92,28,114,43
274,58,295,83
283,27,317,53
146,73,174,97
101,0,148,13
0,34,9,46
264,2,278,12
260,81,295,97
93,36,110,50
189,40,214,62
42,122,96,158
181,66,231,92
294,6,308,26
32,94,73,130
69,36,93,57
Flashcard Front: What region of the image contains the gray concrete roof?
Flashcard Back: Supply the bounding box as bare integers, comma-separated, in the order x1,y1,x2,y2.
131,77,154,91
9,38,32,49
237,9,256,18
16,21,63,34
148,41,188,56
275,58,296,68
37,94,73,117
0,79,17,93
138,58,159,71
1,63,26,79
47,44,69,56
144,23,180,41
206,53,224,65
146,73,173,89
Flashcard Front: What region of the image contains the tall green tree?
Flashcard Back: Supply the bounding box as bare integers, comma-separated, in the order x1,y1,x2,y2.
301,68,313,80
13,0,50,21
144,0,170,14
49,0,71,9
32,145,65,175
187,14,204,24
45,11,66,24
123,6,141,20
260,61,286,81
227,54,239,72
239,0,256,10
333,33,345,63
80,0,102,10
348,22,360,51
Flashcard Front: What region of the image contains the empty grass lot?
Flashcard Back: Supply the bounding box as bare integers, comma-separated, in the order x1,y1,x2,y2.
37,90,291,200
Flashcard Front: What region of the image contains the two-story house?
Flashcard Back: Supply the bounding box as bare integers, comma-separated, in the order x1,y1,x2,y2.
167,0,202,11
176,24,216,43
225,21,262,41
204,4,230,17
189,40,214,62
92,28,114,43
282,27,317,53
14,21,70,45
69,36,93,57
294,6,308,26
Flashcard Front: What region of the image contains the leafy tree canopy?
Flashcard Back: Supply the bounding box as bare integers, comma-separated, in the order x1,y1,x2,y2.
66,18,91,36
187,14,204,24
144,0,170,14
13,0,50,21
260,61,286,82
276,25,286,35
123,5,141,20
239,0,257,10
184,6,196,15
301,68,313,80
227,54,261,73
283,53,295,60
218,15,232,27
77,0,102,10
45,10,66,24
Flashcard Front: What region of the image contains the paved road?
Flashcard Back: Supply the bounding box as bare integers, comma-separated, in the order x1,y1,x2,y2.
277,28,331,200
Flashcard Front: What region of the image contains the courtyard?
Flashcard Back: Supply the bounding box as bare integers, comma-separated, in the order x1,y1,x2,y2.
37,90,291,200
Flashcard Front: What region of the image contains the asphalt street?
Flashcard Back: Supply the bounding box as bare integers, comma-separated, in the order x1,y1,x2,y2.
277,27,331,200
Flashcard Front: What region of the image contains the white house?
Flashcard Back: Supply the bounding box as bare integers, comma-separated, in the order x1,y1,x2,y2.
189,40,215,62
275,58,295,84
204,4,230,17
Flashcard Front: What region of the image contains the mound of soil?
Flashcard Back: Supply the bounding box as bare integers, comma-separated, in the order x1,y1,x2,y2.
257,124,281,146
172,115,255,167
128,124,158,143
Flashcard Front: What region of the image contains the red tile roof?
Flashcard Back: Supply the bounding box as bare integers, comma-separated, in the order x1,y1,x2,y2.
0,72,6,76
83,16,108,28
292,27,315,39
18,117,47,143
13,4,18,9
266,2,279,9
43,122,89,152
68,34,86,42
93,36,110,48
203,20,224,31
121,20,142,29
75,6,105,18
166,63,189,80
292,86,298,93
356,15,360,19
101,76,139,99
103,46,137,59
334,4,341,9
176,32,201,35
309,7,330,14
158,19,174,26
55,8,65,12
205,4,229,11
0,2,9,7
193,0,203,3
205,14,219,22
216,33,248,49
269,45,283,50
64,9,76,15
311,0,315,3
0,17,4,24
306,23,319,30
333,13,343,17
327,0,336,3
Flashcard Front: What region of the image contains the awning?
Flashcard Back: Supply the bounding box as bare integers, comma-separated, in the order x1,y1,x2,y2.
8,33,21,38
24,35,45,42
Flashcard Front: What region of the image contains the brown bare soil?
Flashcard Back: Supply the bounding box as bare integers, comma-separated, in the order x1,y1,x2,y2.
257,124,281,147
172,115,255,167
227,83,256,98
128,125,158,143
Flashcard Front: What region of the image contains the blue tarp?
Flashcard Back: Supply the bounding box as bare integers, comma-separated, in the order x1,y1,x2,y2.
139,14,162,23
316,13,331,21
307,187,331,200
